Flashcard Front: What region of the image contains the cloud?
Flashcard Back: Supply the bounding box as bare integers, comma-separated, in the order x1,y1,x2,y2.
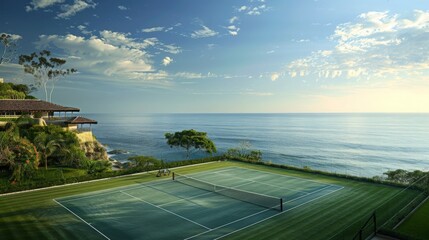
227,25,240,36
293,39,310,43
247,5,266,15
99,30,181,54
238,6,248,12
142,27,165,33
191,25,218,39
271,73,279,81
286,10,429,82
26,0,64,12
162,56,173,66
56,0,96,19
174,72,205,79
34,32,182,86
229,16,239,24
0,33,22,41
118,5,127,10
241,91,274,96
76,25,92,35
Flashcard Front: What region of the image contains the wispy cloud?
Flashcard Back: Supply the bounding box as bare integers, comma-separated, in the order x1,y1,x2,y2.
191,25,218,39
56,0,96,19
229,16,239,24
237,1,268,16
118,5,127,11
26,0,64,12
76,25,92,35
286,10,429,83
142,27,165,33
271,73,279,81
162,56,173,66
34,30,182,86
227,25,240,36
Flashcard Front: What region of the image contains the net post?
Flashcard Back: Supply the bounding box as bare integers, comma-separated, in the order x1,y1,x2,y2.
280,198,283,212
172,172,175,180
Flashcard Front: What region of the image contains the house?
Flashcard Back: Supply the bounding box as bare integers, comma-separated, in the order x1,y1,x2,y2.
0,99,97,143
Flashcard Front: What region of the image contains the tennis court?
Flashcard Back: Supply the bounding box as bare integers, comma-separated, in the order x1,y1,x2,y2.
54,167,343,240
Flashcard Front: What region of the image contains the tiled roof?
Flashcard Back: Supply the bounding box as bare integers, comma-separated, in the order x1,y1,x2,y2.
0,99,79,112
66,116,97,124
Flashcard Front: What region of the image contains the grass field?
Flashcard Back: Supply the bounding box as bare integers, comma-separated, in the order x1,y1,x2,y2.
0,161,421,239
396,197,429,240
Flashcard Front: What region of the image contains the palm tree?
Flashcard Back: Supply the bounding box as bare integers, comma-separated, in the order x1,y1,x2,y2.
34,132,61,170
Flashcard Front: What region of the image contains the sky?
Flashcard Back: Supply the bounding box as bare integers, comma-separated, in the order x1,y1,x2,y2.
1,0,429,113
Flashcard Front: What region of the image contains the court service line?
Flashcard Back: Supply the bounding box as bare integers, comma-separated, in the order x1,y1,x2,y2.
53,199,110,240
230,166,339,186
59,179,172,203
214,186,345,240
183,167,238,179
157,181,254,207
185,185,342,240
212,172,307,194
120,191,211,230
185,208,273,240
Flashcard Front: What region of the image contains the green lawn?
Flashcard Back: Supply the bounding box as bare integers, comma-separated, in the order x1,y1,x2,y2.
0,161,422,239
396,197,429,240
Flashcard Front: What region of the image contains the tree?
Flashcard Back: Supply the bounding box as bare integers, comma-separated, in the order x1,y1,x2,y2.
165,129,217,159
225,141,262,162
0,33,21,65
0,121,39,182
33,132,61,170
18,50,77,102
0,82,36,99
128,156,162,171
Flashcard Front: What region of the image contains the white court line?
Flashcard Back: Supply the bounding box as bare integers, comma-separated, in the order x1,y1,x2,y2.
214,186,345,240
157,181,254,207
174,174,279,200
59,179,171,203
185,208,273,240
186,168,237,178
229,166,338,186
185,185,342,240
53,199,110,240
120,191,211,230
211,171,307,194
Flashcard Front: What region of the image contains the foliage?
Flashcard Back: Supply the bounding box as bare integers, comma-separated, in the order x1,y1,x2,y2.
83,160,112,174
225,141,262,162
165,129,217,158
0,33,20,64
383,169,428,185
33,132,62,170
27,125,87,169
0,82,35,99
18,50,77,102
0,125,39,182
128,155,163,171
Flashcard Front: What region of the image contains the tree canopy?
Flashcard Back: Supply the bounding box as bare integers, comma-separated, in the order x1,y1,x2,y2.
0,82,35,99
18,50,76,102
165,129,217,158
0,33,21,65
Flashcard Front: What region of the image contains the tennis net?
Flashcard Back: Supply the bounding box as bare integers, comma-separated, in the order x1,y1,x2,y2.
173,172,283,211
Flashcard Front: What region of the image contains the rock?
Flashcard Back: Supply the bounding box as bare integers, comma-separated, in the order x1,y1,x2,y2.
107,149,129,155
80,138,109,160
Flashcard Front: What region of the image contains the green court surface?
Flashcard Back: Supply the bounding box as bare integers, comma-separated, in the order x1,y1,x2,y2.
396,197,429,239
55,167,343,240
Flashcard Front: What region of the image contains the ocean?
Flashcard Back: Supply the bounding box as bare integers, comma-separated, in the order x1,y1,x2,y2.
85,113,429,177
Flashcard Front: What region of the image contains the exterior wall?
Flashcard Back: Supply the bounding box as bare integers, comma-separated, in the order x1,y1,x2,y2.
75,131,94,143
67,124,78,131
